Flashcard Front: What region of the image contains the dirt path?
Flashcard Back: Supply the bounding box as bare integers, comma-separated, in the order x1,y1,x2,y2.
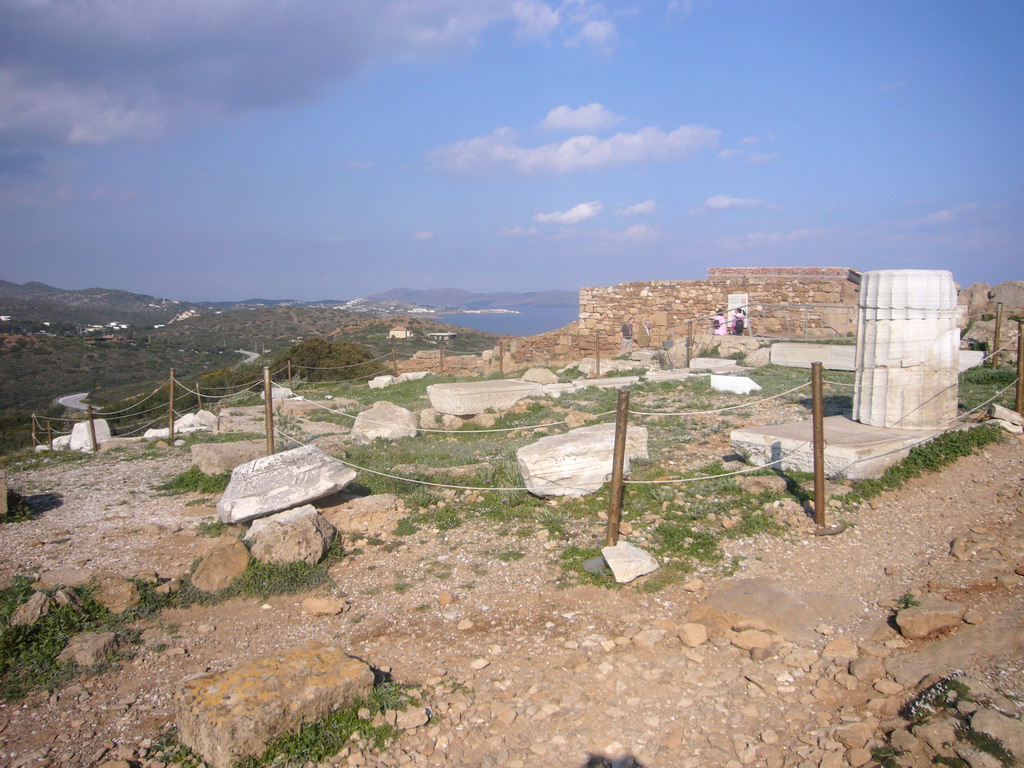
1,434,1022,768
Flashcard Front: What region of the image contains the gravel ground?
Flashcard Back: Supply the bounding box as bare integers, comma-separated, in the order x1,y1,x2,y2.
1,398,1021,768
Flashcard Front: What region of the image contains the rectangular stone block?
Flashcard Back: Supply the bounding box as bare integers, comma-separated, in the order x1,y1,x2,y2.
175,643,374,768
427,380,543,415
769,343,856,371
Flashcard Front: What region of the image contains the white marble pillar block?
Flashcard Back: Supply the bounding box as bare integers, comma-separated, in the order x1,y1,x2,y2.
853,270,959,429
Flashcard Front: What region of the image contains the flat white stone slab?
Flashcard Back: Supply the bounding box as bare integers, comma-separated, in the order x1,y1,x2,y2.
516,423,649,497
710,375,762,395
958,350,984,371
601,542,659,584
688,357,739,371
70,419,111,451
572,376,641,390
644,370,700,382
730,415,943,480
769,343,856,371
542,383,576,397
397,371,430,382
368,375,396,389
427,380,543,415
217,444,357,523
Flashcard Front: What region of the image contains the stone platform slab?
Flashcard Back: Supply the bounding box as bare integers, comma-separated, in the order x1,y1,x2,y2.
770,343,856,370
730,415,943,480
427,380,543,415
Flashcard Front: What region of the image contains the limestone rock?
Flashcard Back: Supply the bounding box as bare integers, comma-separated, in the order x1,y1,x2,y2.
397,371,429,382
174,642,374,768
895,596,966,640
736,475,788,495
191,440,265,475
32,567,94,590
732,630,773,650
301,597,347,616
689,577,859,643
517,423,649,497
217,445,357,524
69,419,111,452
427,380,543,416
419,408,440,429
522,367,559,385
632,628,668,650
848,657,885,682
191,537,251,592
350,403,417,445
10,591,53,626
368,375,396,389
970,709,1024,761
249,509,336,565
89,571,141,614
57,631,117,666
710,375,762,395
990,403,1024,427
321,494,405,535
600,542,659,584
678,623,709,648
260,386,293,401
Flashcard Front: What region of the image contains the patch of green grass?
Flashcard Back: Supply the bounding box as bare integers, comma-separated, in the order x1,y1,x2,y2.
184,497,213,507
895,593,921,610
195,520,230,537
870,745,905,768
557,545,621,589
0,578,146,700
850,425,1002,502
394,517,420,536
392,582,412,593
154,465,231,496
494,550,524,562
3,490,41,522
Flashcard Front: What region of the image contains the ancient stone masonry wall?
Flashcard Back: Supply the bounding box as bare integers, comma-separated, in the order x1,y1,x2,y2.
578,268,862,348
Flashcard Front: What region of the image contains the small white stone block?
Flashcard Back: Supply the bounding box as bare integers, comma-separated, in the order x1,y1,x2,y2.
710,375,762,395
601,542,659,584
368,376,396,389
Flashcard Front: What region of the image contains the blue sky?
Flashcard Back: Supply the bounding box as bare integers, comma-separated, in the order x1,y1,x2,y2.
1,0,1021,301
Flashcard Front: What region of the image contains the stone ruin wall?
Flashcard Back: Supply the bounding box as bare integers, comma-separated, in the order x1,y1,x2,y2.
577,267,862,350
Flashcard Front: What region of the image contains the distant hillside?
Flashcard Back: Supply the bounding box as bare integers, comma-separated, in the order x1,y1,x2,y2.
0,280,206,325
365,287,577,309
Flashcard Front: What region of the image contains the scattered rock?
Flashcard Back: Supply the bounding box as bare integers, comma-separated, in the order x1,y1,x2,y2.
10,591,53,626
350,402,418,445
601,541,659,584
521,367,559,385
970,708,1024,761
249,508,336,565
191,537,251,592
89,571,141,614
895,596,966,640
57,632,117,666
175,643,374,768
191,440,266,476
301,597,347,616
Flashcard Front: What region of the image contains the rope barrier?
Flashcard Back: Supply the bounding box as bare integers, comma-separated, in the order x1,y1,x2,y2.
629,382,810,417
291,353,393,371
300,398,617,435
91,382,168,415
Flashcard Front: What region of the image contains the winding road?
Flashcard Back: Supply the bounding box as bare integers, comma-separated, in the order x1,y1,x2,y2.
56,392,90,411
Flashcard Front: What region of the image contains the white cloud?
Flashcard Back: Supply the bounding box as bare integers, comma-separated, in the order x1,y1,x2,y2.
347,160,374,169
690,194,766,215
541,103,623,132
598,223,660,243
740,136,760,146
618,200,656,216
718,229,822,250
498,226,540,237
908,203,977,227
430,123,720,175
535,201,603,223
412,231,434,240
567,19,617,49
717,145,778,166
0,0,606,146
745,152,778,166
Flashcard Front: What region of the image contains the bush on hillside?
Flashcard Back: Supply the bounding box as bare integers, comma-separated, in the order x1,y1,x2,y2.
272,339,387,383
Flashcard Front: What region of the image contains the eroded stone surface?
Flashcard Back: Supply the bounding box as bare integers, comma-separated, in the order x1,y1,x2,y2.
350,403,417,445
174,643,374,768
217,445,356,523
427,380,543,416
517,423,649,497
601,541,659,584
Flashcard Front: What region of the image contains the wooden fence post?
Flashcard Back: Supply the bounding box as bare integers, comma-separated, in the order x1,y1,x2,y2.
195,383,203,412
992,303,1004,367
1016,319,1024,417
440,343,446,377
47,423,53,451
31,413,38,449
605,388,631,547
811,362,844,536
391,348,399,377
86,405,98,454
263,366,275,456
168,369,176,443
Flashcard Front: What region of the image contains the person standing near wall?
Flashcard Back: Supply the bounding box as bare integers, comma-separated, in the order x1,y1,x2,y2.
731,308,746,336
636,318,651,348
712,310,728,336
621,317,634,352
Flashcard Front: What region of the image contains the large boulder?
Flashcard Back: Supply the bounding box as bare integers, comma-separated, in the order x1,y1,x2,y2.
69,419,112,451
217,444,357,524
191,440,266,475
175,642,374,768
521,367,559,385
321,494,406,536
516,423,648,497
247,506,336,565
427,380,543,416
190,537,251,593
350,403,417,445
895,596,966,640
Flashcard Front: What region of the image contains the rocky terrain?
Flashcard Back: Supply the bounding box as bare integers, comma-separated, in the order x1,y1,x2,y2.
1,393,1022,768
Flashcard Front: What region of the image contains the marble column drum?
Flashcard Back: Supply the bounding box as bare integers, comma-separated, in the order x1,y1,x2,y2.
853,270,960,429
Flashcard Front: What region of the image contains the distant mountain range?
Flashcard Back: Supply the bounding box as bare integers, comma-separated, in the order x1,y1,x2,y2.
0,279,577,326
364,287,577,309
